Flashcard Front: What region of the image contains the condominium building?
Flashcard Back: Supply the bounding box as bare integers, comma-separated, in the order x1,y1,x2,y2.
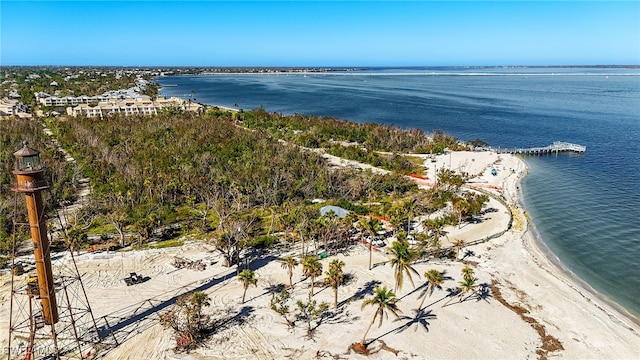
36,88,147,107
67,97,203,118
0,98,29,117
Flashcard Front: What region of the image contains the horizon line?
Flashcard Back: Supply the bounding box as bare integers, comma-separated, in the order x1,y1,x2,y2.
2,64,639,69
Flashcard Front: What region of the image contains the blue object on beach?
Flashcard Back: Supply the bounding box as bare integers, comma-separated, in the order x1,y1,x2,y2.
320,205,350,219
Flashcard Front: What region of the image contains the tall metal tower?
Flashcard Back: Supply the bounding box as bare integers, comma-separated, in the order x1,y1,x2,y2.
7,142,101,359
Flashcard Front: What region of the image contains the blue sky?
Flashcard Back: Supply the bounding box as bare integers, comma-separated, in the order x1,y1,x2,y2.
1,1,639,66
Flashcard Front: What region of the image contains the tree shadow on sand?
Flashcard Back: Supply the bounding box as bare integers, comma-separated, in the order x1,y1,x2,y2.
369,309,437,344
205,306,255,337
398,281,427,301
394,309,437,333
461,249,475,261
338,279,381,307
261,283,287,302
317,306,360,328
96,254,277,353
441,282,493,307
399,270,453,302
475,283,493,303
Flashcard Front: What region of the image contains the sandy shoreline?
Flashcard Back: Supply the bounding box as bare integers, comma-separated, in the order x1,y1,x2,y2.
523,202,640,326
513,158,640,327
1,151,639,359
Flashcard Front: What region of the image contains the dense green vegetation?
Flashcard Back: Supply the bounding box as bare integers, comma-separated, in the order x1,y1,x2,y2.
0,118,76,252
40,109,426,260
240,107,469,156
0,103,487,264
0,65,490,269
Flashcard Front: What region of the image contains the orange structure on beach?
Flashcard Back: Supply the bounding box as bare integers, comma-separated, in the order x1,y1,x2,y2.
7,142,101,360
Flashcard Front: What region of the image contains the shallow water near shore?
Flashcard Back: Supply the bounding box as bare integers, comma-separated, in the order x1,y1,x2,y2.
158,67,640,317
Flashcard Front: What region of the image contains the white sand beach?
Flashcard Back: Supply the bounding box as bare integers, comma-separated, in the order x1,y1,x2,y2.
1,151,638,359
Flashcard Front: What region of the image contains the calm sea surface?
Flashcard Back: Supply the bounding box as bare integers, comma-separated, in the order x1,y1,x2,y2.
158,68,640,317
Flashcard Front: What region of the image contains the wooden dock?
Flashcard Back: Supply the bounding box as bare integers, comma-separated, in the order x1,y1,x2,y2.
497,141,586,155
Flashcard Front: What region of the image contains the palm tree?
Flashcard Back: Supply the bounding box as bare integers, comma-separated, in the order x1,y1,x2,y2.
453,238,465,262
360,286,402,345
278,209,294,244
403,197,417,238
443,266,478,306
453,197,469,229
456,276,478,302
417,269,445,311
189,291,211,329
280,255,299,289
388,240,420,293
359,217,382,270
423,217,447,250
316,211,341,255
295,219,311,258
238,269,258,304
301,256,323,297
324,259,345,309
389,213,403,237
461,266,475,281
189,89,196,110
328,258,345,272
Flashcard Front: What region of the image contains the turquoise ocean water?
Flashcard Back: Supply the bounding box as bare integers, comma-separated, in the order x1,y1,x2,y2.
157,67,640,318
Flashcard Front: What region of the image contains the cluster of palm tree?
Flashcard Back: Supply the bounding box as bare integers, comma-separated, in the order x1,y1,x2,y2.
357,236,450,347
279,255,347,307
357,265,479,347
269,255,347,339
357,233,484,348
452,192,489,228
284,209,354,259
302,256,323,297
172,231,479,351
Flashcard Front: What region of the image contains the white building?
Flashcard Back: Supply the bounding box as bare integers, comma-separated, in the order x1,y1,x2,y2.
0,98,29,117
67,97,202,118
36,87,147,107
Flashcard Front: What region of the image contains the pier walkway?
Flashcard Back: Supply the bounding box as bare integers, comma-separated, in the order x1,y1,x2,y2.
497,141,586,155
